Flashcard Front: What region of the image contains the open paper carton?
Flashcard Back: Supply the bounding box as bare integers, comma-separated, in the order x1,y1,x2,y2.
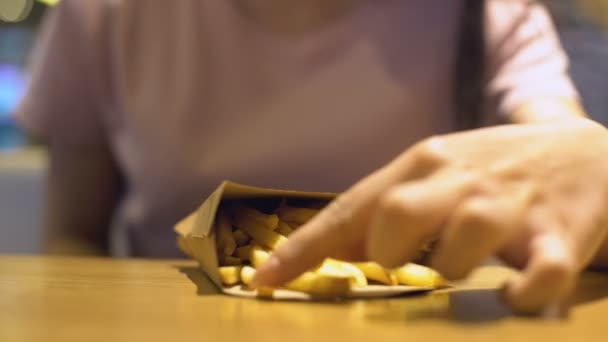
175,181,435,300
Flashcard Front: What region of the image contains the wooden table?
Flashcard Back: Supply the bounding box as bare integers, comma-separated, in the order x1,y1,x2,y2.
1,256,608,342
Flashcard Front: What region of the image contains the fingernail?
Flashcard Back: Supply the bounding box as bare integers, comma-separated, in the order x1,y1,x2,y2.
251,256,281,288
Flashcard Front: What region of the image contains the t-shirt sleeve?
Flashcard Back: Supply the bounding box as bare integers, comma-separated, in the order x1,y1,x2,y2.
485,1,580,118
15,0,106,147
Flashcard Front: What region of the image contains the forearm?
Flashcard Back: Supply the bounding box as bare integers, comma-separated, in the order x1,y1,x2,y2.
509,97,587,124
45,144,122,256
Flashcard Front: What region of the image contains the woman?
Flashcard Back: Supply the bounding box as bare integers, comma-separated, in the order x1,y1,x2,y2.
18,0,608,313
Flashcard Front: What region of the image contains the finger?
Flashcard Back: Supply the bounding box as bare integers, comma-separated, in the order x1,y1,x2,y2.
252,138,452,287
429,196,516,280
503,233,577,314
367,170,477,268
560,190,608,269
251,193,368,287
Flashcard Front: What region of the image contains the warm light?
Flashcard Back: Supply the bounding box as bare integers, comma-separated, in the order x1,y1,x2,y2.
37,0,60,6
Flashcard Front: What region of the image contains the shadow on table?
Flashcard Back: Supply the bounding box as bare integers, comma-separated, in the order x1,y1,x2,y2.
356,289,511,324
361,271,608,325
176,265,221,295
567,271,608,308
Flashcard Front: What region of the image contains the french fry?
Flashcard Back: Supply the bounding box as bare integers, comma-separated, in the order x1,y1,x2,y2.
233,229,251,246
235,244,253,261
249,246,352,296
223,256,243,266
286,272,351,297
206,200,446,299
240,266,256,286
275,204,319,225
276,221,294,236
233,205,279,230
217,211,237,256
353,262,397,285
219,266,243,286
390,273,398,285
234,217,287,250
317,259,368,287
250,245,271,268
392,263,446,288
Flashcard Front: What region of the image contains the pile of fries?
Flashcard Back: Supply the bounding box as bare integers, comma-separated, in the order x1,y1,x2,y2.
211,200,445,297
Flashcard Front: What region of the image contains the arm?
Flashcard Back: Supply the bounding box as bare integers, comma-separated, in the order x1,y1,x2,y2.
252,3,608,314
15,0,116,255
45,143,121,256
510,97,586,124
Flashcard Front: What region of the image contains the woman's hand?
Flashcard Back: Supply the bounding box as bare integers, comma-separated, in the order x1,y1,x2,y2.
253,118,608,313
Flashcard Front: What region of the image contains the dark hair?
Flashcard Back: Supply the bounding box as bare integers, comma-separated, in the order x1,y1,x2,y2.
453,0,486,130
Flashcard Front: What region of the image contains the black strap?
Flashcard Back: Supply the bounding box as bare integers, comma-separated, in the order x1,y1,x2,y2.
453,0,486,130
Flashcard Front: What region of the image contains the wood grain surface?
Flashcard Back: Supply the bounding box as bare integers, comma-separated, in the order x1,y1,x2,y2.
1,256,608,342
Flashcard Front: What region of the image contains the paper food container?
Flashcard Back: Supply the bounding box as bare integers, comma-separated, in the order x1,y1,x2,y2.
175,181,435,300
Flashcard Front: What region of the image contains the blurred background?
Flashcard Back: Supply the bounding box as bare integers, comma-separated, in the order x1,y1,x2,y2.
0,0,607,254
0,1,47,254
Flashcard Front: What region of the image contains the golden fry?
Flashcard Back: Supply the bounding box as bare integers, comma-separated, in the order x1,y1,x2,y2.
353,262,397,285
392,263,446,288
275,204,319,225
219,266,243,286
317,259,368,287
240,266,256,286
250,245,271,269
286,272,350,297
235,244,253,261
234,216,287,250
217,211,237,256
233,205,279,230
223,256,243,266
276,221,294,236
233,229,250,246
208,200,446,298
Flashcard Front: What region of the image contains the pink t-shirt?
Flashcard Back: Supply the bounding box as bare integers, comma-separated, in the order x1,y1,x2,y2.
17,0,578,257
